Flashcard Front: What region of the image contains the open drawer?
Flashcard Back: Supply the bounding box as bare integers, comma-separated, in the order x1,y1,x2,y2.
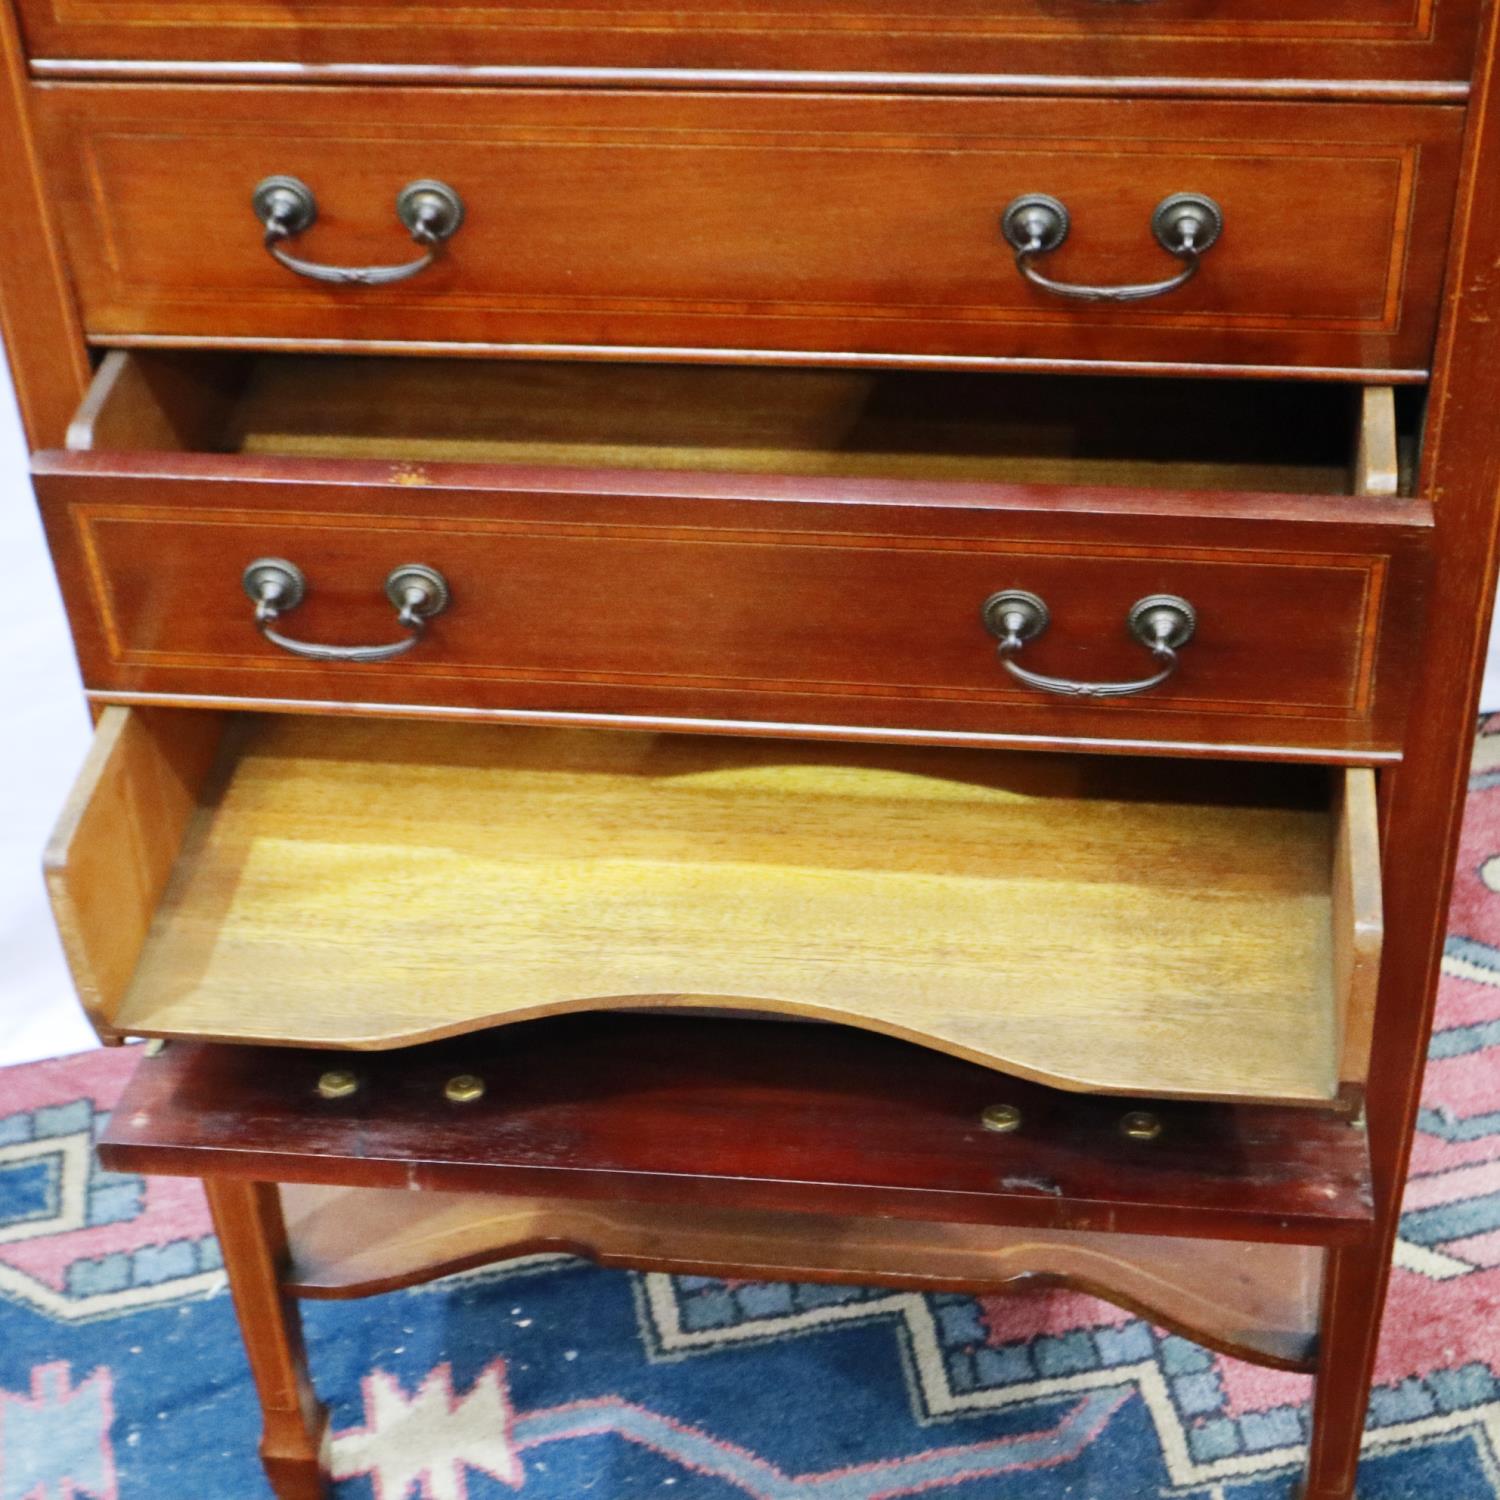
35,352,1432,759
47,707,1382,1107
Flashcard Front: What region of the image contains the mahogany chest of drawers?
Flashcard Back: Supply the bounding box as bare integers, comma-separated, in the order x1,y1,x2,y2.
6,0,1500,1495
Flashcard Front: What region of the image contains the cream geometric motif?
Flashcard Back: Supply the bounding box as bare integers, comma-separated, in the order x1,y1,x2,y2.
634,1272,1500,1494
331,1360,524,1499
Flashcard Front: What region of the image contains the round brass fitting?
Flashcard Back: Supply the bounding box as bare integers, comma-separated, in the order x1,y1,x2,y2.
316,1069,359,1101
1119,1110,1163,1143
980,1103,1023,1134
444,1074,487,1104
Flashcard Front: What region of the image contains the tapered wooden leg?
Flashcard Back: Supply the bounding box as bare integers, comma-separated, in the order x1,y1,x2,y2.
1296,1235,1392,1500
206,1178,330,1500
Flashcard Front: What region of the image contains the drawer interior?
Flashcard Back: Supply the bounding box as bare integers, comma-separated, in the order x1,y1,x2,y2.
46,707,1380,1107
72,351,1412,498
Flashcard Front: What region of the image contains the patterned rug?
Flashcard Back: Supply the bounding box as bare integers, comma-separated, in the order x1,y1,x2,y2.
4,736,1500,1500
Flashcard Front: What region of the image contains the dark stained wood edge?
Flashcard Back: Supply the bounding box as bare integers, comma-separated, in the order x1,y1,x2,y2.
84,687,1409,766
102,1140,1374,1248
0,4,88,447
93,336,1431,387
24,60,1473,104
96,1021,1376,1248
30,443,1441,529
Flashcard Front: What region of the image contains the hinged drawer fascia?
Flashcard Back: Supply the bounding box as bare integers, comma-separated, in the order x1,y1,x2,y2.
31,88,1466,379
33,353,1433,760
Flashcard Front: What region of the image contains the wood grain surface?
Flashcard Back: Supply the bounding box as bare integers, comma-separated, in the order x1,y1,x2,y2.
12,0,1477,85
31,87,1464,376
58,709,1372,1104
95,1018,1376,1244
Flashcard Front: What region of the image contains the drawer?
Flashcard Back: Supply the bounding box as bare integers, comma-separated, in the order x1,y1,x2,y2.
46,706,1382,1108
33,88,1465,379
35,352,1431,758
16,0,1478,84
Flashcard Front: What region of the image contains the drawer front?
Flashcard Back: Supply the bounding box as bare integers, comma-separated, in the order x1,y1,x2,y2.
36,88,1464,378
36,459,1429,756
16,0,1478,82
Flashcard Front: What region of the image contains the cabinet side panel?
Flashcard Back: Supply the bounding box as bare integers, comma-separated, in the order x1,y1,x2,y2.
1303,6,1500,1490
0,22,88,447
1390,7,1500,1210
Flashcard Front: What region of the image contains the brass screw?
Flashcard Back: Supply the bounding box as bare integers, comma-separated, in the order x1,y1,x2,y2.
980,1103,1023,1134
1120,1110,1163,1142
445,1074,486,1104
316,1069,359,1101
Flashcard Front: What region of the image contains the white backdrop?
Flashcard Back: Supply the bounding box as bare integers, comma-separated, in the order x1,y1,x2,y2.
0,352,95,1065
1,342,1497,1065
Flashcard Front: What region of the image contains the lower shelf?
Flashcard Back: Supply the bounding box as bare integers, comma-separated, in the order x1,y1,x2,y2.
279,1182,1324,1372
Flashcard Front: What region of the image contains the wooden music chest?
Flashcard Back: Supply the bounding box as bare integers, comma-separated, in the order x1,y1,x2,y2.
5,0,1500,1494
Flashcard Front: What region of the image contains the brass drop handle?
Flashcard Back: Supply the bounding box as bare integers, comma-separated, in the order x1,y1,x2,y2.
981,590,1196,700
1000,193,1223,303
252,176,465,286
243,558,451,663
